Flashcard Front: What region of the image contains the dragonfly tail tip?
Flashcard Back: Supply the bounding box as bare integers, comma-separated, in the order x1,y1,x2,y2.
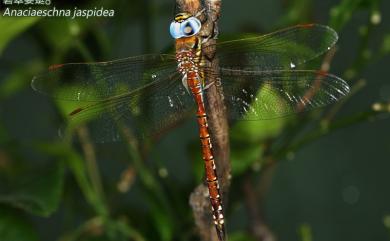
215,224,227,241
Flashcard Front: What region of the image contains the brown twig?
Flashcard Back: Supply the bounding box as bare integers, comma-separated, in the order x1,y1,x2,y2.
296,46,337,112
175,0,230,240
243,173,276,241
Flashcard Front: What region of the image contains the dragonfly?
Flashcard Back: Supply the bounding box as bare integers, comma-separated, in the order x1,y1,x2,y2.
32,11,350,241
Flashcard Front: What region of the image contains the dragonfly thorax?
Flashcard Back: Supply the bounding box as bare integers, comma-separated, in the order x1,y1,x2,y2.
176,51,200,75
175,36,202,76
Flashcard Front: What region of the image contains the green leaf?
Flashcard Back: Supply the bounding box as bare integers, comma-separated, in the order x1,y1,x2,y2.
230,89,289,143
230,118,286,144
35,142,108,217
230,143,263,176
0,17,39,55
230,83,289,143
0,159,65,217
229,85,289,175
0,206,39,241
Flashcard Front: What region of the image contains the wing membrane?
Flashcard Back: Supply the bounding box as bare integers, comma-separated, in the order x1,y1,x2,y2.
31,24,345,142
212,24,338,70
218,69,349,120
32,54,177,101
61,72,195,142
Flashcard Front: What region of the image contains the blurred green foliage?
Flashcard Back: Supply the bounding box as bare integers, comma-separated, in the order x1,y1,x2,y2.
0,0,390,241
0,17,39,54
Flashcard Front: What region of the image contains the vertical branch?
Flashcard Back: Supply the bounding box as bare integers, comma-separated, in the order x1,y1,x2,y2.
201,0,230,193
175,0,230,240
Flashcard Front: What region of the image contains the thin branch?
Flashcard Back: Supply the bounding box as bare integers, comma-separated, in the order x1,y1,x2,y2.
296,46,337,112
243,174,276,241
200,0,231,220
189,185,217,241
278,107,389,159
269,45,341,161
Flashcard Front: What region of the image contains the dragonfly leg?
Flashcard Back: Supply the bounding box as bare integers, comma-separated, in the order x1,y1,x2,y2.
195,8,206,18
181,75,191,94
201,35,213,44
203,81,216,90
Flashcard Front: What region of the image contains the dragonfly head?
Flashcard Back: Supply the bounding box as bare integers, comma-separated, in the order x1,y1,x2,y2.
170,13,201,39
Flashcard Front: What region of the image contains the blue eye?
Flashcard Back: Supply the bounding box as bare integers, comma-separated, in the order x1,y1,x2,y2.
169,17,202,39
181,17,201,37
170,21,182,39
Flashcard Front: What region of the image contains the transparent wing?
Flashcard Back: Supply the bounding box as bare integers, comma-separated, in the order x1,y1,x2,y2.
217,69,350,120
31,54,177,101
60,72,196,142
211,24,338,70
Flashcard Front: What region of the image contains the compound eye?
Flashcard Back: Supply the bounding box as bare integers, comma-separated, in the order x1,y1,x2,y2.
170,21,182,39
181,17,201,37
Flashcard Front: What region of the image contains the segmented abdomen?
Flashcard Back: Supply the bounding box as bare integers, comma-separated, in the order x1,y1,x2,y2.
177,49,226,238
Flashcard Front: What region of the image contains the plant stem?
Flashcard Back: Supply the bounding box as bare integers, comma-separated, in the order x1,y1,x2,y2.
279,108,388,159
77,126,105,205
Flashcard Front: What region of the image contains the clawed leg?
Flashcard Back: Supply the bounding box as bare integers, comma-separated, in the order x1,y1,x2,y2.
203,81,215,90
195,8,206,18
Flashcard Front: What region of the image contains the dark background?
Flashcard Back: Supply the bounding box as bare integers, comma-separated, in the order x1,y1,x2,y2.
0,0,389,241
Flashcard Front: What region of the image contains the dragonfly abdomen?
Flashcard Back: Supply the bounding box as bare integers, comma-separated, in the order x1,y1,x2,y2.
196,95,226,240
186,72,226,240
175,35,226,240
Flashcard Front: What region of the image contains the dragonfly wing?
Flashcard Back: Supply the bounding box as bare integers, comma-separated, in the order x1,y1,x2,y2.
211,24,337,70
217,69,350,120
62,72,196,142
32,54,177,101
